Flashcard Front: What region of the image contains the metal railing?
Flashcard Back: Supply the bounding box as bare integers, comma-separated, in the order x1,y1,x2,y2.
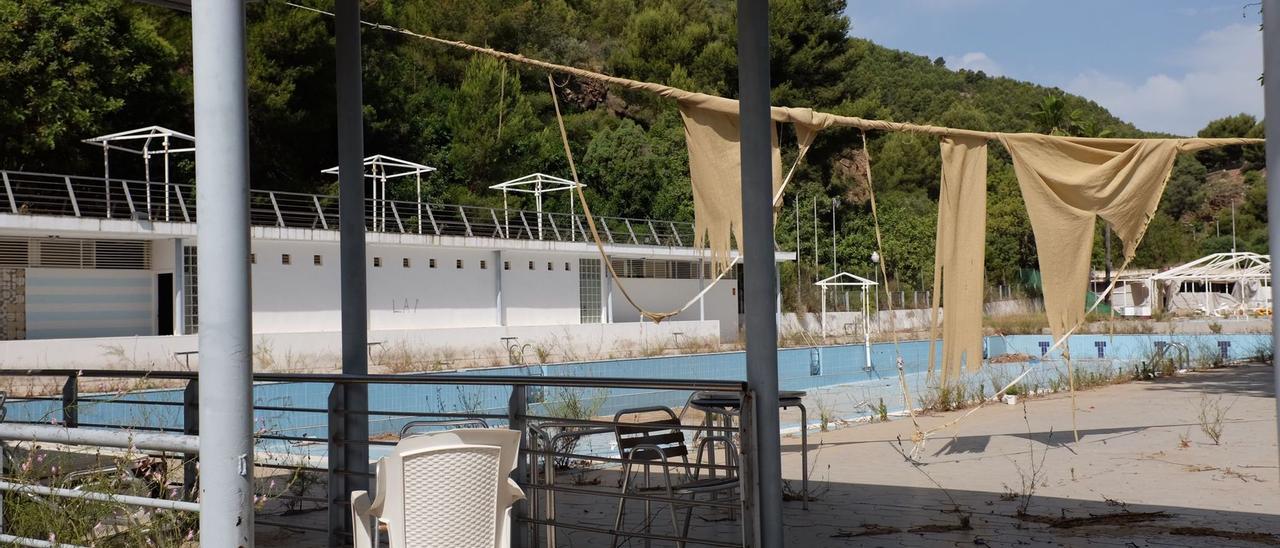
0,170,697,247
0,369,755,547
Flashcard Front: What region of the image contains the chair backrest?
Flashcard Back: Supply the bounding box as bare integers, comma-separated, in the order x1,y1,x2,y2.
377,428,522,548
613,406,688,462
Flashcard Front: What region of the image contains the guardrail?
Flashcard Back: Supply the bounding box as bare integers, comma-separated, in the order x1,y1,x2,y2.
0,369,754,547
0,170,696,247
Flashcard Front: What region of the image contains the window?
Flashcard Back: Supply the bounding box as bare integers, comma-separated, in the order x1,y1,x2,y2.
503,261,511,271
183,246,199,334
313,255,323,266
249,253,256,265
579,258,602,324
429,258,437,269
547,262,553,271
402,258,411,268
528,261,535,270
456,259,464,269
564,262,571,271
281,254,291,265
373,257,382,268
480,260,487,270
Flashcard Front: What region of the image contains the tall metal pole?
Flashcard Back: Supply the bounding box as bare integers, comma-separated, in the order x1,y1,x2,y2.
737,0,782,545
831,198,838,276
1263,0,1280,476
795,196,801,308
191,0,254,544
336,0,369,534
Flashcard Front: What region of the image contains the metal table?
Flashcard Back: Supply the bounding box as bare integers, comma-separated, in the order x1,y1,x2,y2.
687,390,809,509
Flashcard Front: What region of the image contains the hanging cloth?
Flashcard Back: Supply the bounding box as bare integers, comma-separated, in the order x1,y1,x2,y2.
1000,134,1184,342
929,136,989,382
677,100,783,272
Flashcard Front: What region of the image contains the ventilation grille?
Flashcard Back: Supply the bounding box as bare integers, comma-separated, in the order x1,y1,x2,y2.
609,258,732,279
0,238,150,270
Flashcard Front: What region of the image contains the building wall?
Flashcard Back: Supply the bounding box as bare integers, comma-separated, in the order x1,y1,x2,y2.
24,268,153,339
499,251,583,327
609,277,739,340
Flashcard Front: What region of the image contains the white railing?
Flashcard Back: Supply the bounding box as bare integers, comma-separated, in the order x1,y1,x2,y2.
0,170,696,247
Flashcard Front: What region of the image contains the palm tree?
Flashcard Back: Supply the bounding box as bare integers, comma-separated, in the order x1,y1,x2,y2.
1030,94,1081,136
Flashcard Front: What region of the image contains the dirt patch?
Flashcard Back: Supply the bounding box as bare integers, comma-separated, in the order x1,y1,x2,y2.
830,524,901,537
1169,527,1280,546
1018,511,1172,529
989,353,1035,364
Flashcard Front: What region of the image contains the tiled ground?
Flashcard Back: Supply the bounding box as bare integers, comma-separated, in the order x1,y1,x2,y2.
258,363,1280,547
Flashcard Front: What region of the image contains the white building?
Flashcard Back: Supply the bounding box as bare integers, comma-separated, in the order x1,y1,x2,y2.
0,160,792,366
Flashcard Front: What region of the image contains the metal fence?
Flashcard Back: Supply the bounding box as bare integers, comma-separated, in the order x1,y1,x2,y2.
0,369,754,547
0,170,697,248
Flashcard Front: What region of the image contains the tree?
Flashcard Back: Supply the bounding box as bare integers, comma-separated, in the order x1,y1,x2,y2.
1196,114,1261,171
1029,93,1079,136
0,0,184,172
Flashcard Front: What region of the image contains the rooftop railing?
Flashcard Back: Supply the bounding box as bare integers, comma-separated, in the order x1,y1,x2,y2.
0,170,696,248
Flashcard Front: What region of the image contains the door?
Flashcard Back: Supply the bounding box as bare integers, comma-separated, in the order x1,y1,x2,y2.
156,273,173,335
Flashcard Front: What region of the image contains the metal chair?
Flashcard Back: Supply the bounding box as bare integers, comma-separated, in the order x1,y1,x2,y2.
610,406,739,548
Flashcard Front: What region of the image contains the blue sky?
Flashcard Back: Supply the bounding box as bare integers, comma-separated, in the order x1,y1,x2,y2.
844,0,1264,136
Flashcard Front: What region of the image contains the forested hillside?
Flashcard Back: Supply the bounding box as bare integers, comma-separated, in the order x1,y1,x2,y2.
0,0,1265,310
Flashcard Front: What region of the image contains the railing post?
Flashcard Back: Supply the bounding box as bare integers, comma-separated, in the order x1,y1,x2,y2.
508,384,530,548
424,203,439,235
63,177,81,218
183,380,199,500
312,195,329,229
176,185,191,223
61,374,78,428
1,171,16,214
269,192,285,228
327,383,348,548
459,206,473,237
121,180,137,217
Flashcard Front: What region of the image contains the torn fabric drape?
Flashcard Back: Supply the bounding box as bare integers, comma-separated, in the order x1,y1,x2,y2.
1001,135,1177,343
930,136,989,382
678,102,782,272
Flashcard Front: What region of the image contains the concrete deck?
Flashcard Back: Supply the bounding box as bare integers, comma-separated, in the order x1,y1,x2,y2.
257,363,1280,546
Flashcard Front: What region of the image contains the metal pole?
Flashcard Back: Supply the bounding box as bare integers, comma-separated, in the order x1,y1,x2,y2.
103,145,111,219
863,287,870,367
820,286,826,337
164,136,171,222
1232,199,1237,252
831,198,837,276
738,0,782,545
191,0,254,543
794,196,801,307
1263,0,1280,477
336,1,370,544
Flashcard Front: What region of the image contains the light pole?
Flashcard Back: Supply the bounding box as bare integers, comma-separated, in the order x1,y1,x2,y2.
871,250,880,329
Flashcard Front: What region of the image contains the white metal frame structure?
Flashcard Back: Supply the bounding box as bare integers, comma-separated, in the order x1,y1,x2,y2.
322,155,436,233
1150,252,1272,317
815,272,877,367
83,126,196,221
489,173,584,240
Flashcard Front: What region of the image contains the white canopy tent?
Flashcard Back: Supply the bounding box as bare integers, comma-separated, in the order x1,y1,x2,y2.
489,173,584,240
1150,252,1272,317
83,126,196,221
322,155,435,233
815,272,878,367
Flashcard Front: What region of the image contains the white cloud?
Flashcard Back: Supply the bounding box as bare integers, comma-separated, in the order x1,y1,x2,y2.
1063,23,1262,136
945,52,1004,76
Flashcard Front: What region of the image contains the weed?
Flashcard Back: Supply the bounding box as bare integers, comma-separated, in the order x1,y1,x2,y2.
542,387,607,469
923,381,970,412
813,397,835,432
876,398,889,422
1195,395,1234,445
1004,403,1050,516
1208,320,1223,334
1178,430,1192,449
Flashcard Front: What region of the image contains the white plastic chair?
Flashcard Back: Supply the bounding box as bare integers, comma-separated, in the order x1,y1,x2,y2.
350,428,526,548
